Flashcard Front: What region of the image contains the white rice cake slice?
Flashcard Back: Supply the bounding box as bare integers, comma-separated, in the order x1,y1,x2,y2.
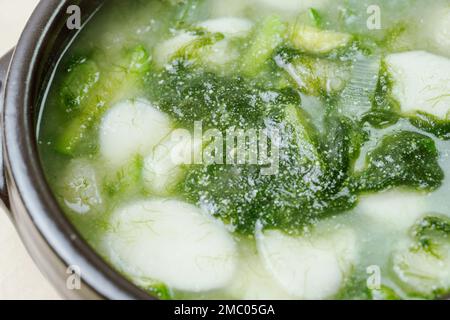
154,18,253,67
99,99,172,167
198,17,253,67
386,51,450,119
357,190,427,231
60,159,102,214
256,227,357,299
225,243,292,300
103,199,237,292
143,131,203,195
392,241,450,296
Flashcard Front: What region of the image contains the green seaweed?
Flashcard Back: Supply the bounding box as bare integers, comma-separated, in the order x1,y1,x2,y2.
355,131,444,192
146,62,296,131
320,114,367,192
365,61,400,128
182,105,358,235
409,112,450,140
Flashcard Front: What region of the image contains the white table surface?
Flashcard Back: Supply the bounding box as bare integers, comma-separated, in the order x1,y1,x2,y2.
0,0,60,300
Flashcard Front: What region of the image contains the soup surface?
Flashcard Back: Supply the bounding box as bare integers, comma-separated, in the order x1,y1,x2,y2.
38,0,450,299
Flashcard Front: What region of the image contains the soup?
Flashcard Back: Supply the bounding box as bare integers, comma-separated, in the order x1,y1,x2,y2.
38,0,450,299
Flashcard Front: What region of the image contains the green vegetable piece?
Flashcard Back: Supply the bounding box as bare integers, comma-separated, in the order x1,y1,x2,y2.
128,45,152,74
59,58,100,113
241,16,286,77
56,45,151,156
356,131,444,192
276,51,351,96
289,24,352,55
173,31,225,62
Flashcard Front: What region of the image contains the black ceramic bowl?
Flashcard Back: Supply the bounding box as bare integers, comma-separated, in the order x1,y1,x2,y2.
0,0,150,300
2,0,450,302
